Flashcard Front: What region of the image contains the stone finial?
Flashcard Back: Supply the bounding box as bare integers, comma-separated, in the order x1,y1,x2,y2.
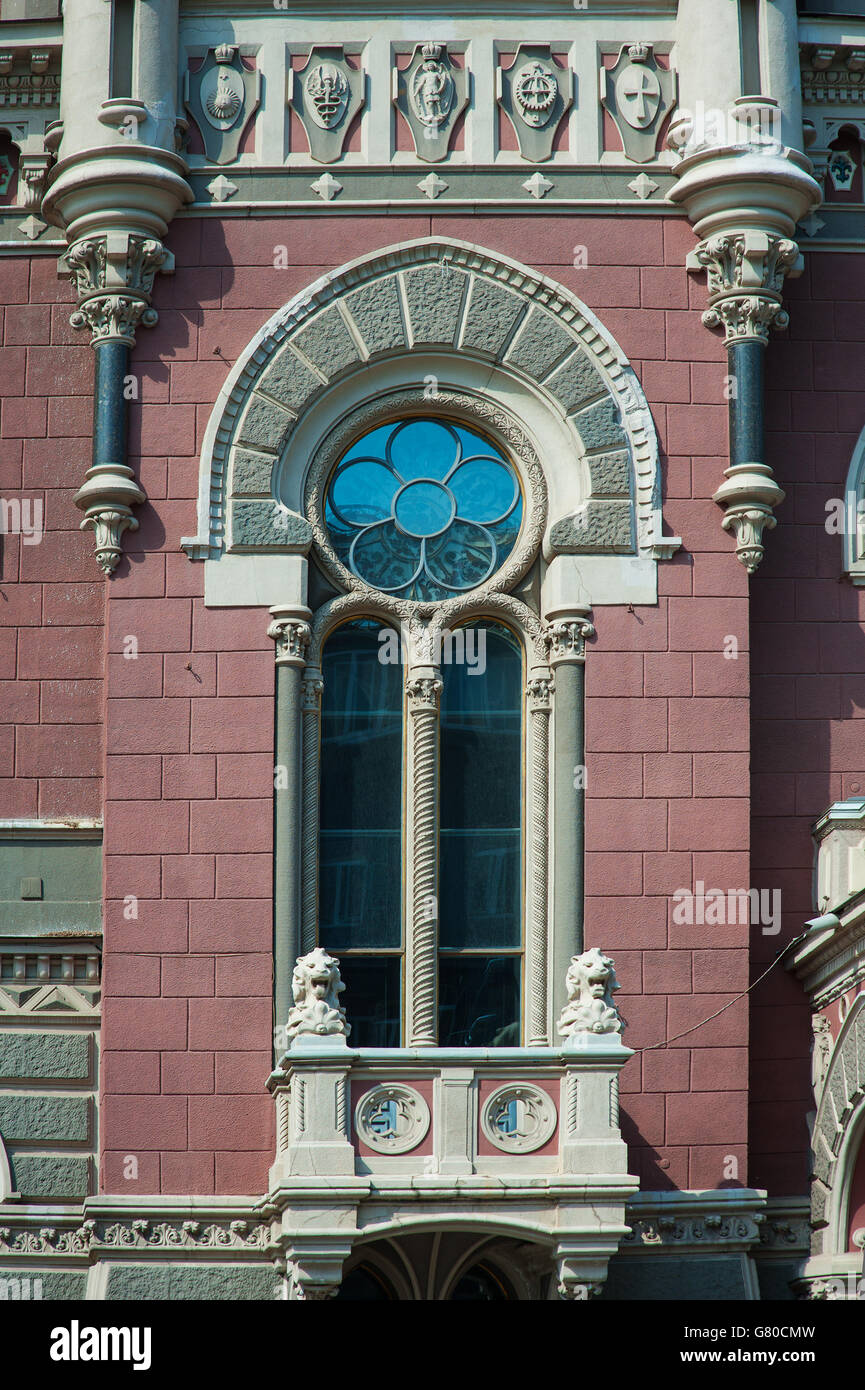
557,947,624,1038
286,948,350,1042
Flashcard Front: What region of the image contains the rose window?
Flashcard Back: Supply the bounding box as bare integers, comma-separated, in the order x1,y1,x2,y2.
323,418,523,601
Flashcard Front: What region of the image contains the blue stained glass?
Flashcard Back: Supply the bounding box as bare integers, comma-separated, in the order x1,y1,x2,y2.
324,418,523,601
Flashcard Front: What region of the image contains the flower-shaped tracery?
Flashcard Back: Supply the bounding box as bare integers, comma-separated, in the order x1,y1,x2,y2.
324,418,523,601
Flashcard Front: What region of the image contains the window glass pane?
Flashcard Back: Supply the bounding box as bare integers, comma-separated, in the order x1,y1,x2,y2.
438,956,521,1046
339,956,401,1047
320,622,402,950
324,418,522,602
440,624,522,949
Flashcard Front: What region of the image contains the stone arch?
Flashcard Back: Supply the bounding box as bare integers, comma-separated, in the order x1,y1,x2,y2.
338,1226,556,1301
810,991,865,1256
183,237,673,584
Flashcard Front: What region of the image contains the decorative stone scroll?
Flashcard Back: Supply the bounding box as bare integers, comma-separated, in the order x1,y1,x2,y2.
184,45,260,165
557,948,624,1038
288,47,364,164
286,948,350,1042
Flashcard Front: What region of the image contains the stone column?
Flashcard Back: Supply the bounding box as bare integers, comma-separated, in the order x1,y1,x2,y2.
268,611,312,1048
299,668,323,957
546,614,594,1025
526,669,554,1046
405,669,442,1047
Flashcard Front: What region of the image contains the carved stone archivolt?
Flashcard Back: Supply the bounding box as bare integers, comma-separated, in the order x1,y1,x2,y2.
808,993,865,1256
187,238,665,569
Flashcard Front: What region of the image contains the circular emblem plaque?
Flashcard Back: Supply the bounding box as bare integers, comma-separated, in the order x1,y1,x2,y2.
355,1084,431,1154
481,1084,557,1154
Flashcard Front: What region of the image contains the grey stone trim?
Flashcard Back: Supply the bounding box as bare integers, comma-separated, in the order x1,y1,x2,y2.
550,501,634,554
180,167,679,210
231,501,312,551
9,1154,91,1201
230,448,275,497
621,1189,767,1255
103,1263,277,1301
185,238,665,567
0,1031,91,1082
587,450,631,496
0,1094,89,1144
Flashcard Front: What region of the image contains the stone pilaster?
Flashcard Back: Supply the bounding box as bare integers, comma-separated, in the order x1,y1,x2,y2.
405,670,443,1047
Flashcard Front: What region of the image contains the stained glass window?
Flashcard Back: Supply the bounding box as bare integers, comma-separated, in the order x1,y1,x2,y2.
324,418,522,601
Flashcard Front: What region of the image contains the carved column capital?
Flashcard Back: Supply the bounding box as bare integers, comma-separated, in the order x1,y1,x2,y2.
526,673,554,711
60,230,174,346
300,673,324,710
268,616,312,667
406,674,443,711
686,229,802,345
544,616,595,666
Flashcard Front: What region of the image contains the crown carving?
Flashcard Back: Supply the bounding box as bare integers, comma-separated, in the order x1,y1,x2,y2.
627,42,651,63
214,44,236,66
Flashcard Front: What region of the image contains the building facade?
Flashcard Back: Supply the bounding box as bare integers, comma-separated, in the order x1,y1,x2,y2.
0,0,864,1302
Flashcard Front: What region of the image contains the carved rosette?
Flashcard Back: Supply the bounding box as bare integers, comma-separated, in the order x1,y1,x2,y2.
687,230,802,347
526,673,553,1046
62,231,174,347
406,672,443,1046
268,618,312,667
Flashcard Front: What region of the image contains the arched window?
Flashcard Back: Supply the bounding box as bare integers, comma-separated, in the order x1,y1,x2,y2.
313,416,534,1047
319,619,402,1046
439,622,523,1046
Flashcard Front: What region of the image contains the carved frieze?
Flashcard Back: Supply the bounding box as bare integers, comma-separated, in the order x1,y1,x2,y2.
288,47,364,163
600,43,676,164
394,42,469,163
498,45,572,163
184,45,260,165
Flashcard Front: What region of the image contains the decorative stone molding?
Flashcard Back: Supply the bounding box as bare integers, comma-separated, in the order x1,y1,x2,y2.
286,949,350,1043
0,942,100,1018
600,43,677,165
786,799,865,1009
621,1191,766,1255
185,238,666,572
557,948,624,1039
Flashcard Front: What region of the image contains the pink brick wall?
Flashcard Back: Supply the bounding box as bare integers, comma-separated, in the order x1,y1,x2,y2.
92,211,754,1195
0,255,103,819
751,253,865,1195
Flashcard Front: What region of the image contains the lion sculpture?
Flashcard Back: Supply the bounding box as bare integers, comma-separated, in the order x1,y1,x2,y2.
557,947,623,1038
286,948,350,1041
